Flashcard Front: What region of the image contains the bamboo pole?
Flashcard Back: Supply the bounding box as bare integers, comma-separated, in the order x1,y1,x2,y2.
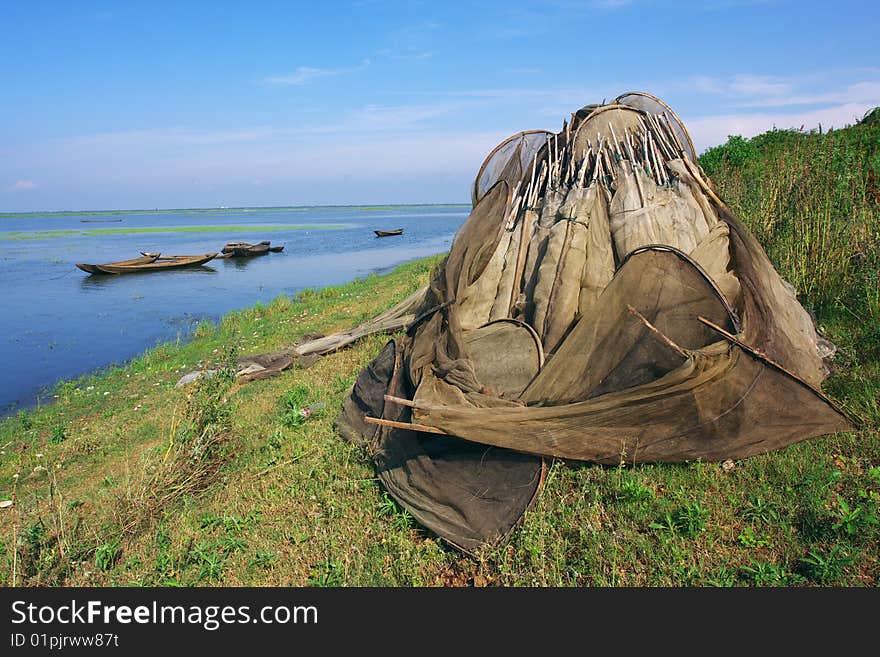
384,394,416,408
661,112,686,155
592,144,603,182
645,131,660,185
650,134,668,185
364,416,448,435
646,114,675,160
608,123,622,161
504,180,522,230
620,131,645,205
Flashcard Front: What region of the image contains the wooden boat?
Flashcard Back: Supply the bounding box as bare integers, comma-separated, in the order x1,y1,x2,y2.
94,253,217,274
76,253,159,274
374,228,404,237
221,241,271,257
268,245,285,253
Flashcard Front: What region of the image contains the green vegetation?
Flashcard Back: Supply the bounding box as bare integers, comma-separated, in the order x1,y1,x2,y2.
0,204,470,221
0,115,877,586
0,224,349,241
701,111,880,325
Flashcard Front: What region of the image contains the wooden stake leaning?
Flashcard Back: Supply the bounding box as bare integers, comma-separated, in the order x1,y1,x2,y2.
364,416,448,435
627,305,690,359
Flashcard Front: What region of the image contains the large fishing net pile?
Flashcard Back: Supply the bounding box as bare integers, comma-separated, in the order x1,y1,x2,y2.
328,93,854,552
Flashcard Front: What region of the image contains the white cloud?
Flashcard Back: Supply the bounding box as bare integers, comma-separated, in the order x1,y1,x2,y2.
689,72,880,108
7,180,37,192
682,70,880,149
262,59,370,87
732,81,880,109
691,73,794,99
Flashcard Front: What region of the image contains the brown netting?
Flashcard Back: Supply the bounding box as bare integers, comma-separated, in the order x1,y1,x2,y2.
330,93,855,552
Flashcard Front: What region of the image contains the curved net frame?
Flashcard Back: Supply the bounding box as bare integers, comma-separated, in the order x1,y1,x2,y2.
472,130,553,206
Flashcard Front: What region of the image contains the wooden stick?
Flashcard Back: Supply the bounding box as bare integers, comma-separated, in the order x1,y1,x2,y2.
627,305,690,358
622,136,645,205
592,137,604,182
646,131,662,185
697,315,764,356
681,155,727,208
383,394,416,408
648,114,675,160
651,135,668,185
529,149,538,195
697,316,856,421
558,145,567,187
533,161,549,203
503,180,522,230
661,112,686,155
364,416,448,435
608,123,622,160
578,148,591,187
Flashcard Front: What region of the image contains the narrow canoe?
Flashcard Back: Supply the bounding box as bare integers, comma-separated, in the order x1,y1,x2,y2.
374,228,404,237
221,242,270,257
76,254,159,274
94,253,217,274
268,245,285,252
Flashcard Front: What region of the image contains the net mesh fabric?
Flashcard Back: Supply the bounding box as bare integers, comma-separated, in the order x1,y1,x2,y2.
473,130,553,205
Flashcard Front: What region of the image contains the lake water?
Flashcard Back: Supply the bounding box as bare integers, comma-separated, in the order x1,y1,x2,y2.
0,205,469,415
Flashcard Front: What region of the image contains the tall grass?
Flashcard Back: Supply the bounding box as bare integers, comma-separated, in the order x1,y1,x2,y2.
701,116,880,326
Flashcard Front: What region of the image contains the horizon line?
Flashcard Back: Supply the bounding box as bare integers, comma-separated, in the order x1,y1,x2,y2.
0,202,473,217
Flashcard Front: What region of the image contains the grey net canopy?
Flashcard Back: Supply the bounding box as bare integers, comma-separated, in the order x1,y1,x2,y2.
333,92,855,553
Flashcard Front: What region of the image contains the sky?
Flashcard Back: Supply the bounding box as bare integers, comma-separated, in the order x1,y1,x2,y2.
1,0,878,212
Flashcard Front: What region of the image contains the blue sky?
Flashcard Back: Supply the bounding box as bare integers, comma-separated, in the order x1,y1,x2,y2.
1,0,878,212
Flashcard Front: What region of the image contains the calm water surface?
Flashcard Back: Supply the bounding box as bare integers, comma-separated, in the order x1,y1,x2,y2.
0,205,468,414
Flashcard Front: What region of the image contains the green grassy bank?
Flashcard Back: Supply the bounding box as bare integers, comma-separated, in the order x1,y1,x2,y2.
1,116,878,586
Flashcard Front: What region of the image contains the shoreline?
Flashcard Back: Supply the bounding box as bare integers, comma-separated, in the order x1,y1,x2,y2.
0,254,443,419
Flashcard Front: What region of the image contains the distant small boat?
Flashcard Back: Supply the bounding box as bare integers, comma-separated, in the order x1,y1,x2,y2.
90,253,217,274
221,241,274,257
76,253,159,274
80,218,123,223
268,245,285,253
374,228,404,237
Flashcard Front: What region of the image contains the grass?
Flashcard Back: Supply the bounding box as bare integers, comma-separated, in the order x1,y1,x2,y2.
0,117,877,587
0,224,349,241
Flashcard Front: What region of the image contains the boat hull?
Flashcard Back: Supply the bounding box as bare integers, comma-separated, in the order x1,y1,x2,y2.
76,254,160,274
221,242,271,257
94,253,217,274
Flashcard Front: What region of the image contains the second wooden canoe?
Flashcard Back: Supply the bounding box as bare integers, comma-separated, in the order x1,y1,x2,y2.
94,253,217,274
221,242,270,257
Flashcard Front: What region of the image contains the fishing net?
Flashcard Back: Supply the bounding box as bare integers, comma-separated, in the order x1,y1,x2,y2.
328,93,854,553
